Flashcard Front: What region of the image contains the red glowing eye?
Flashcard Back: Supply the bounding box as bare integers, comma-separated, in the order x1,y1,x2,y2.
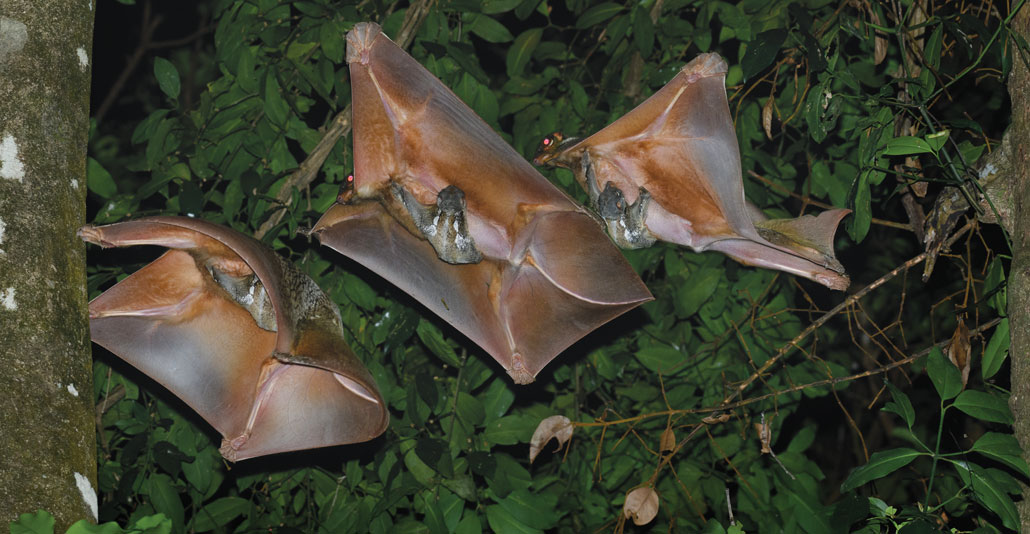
347,174,354,183
543,138,551,146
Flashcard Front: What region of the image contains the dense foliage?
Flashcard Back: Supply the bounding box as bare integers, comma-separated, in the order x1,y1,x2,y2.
42,0,1026,532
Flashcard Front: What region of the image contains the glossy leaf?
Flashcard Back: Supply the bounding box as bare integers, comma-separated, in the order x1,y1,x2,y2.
952,461,1019,530
883,136,933,156
882,383,915,428
191,497,248,532
742,29,787,80
87,157,117,198
953,390,1014,425
969,432,1030,477
840,448,923,492
506,28,541,78
154,57,181,100
576,3,623,29
927,346,962,400
982,318,1009,379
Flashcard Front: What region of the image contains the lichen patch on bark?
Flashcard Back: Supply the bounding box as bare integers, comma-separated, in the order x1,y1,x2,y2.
1,287,16,310
0,18,28,63
0,135,25,181
72,472,96,520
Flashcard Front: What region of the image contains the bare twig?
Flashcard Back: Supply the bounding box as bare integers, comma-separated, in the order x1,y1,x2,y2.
95,383,126,454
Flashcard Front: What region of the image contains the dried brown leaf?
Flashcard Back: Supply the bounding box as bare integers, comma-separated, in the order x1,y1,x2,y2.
762,96,775,140
660,427,675,455
755,420,773,454
702,413,729,424
529,415,573,463
623,486,659,525
946,318,971,388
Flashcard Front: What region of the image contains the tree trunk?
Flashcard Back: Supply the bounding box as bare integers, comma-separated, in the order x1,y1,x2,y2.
0,0,97,528
1007,5,1030,530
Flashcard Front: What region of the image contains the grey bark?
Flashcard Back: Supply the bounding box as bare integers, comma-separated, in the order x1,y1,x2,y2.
1008,6,1030,530
0,0,97,529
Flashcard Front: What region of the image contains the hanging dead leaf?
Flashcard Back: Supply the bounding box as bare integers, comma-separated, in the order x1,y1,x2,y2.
755,415,773,454
623,486,659,525
703,413,730,424
660,427,676,455
762,95,775,140
946,318,971,388
529,415,573,463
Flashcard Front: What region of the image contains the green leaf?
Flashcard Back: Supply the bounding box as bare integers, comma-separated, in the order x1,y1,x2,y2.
485,505,543,534
494,490,559,530
64,522,123,534
741,29,787,80
970,432,1030,477
952,461,1019,530
457,392,485,427
191,497,249,532
634,346,683,374
416,372,438,411
415,437,453,477
129,514,172,534
263,73,289,126
483,414,536,445
482,0,522,14
482,378,515,421
925,130,950,152
805,85,828,143
506,28,541,78
840,448,923,492
830,494,868,533
10,510,55,534
924,24,944,70
982,318,1009,379
422,497,448,534
675,268,719,317
455,514,483,534
154,57,181,100
468,14,513,43
882,383,915,428
320,21,344,63
576,3,623,29
883,136,933,156
848,171,871,242
926,346,962,400
788,489,831,534
984,257,1007,312
340,272,377,311
631,7,654,56
416,319,461,367
146,473,184,532
953,390,1013,424
87,157,117,198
